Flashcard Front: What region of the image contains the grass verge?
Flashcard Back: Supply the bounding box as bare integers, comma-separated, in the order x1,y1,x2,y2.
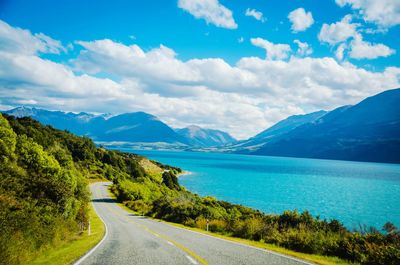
30,187,105,265
108,186,355,265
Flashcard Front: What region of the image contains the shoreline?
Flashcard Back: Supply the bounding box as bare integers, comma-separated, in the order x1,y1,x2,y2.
177,170,192,177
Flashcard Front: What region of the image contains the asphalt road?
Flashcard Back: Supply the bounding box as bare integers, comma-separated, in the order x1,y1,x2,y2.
76,182,314,265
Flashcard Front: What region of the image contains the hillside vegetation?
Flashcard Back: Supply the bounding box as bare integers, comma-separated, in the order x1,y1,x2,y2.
0,114,145,264
1,114,399,265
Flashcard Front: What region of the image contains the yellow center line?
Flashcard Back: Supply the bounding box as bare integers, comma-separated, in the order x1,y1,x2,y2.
96,185,209,265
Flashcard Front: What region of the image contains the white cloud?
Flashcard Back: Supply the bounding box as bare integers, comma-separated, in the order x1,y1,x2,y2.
336,0,400,28
1,20,400,139
288,8,314,32
349,34,395,59
250,38,292,60
318,15,394,61
0,20,65,55
293,40,313,56
178,0,237,29
319,15,358,45
245,8,266,23
336,43,348,60
74,39,201,87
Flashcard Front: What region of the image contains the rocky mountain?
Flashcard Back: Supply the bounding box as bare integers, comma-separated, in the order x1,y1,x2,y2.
175,125,236,147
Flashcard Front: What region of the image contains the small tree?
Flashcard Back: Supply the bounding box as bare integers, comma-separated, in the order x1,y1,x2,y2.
162,171,180,190
383,222,397,234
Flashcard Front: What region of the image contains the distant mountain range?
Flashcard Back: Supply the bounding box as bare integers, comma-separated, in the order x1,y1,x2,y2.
175,125,236,147
3,88,400,163
229,88,400,163
3,107,236,148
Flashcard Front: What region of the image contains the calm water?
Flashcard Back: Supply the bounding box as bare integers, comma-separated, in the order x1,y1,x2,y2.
124,149,400,229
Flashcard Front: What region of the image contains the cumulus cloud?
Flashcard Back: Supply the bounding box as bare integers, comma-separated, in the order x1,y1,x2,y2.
1,20,400,139
73,40,258,95
336,0,400,28
75,40,201,87
245,8,266,23
349,34,395,59
318,15,358,45
293,40,313,56
178,0,237,29
0,20,65,55
250,38,292,60
288,8,314,32
318,15,395,61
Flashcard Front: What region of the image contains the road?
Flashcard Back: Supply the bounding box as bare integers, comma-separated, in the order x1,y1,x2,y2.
76,182,314,265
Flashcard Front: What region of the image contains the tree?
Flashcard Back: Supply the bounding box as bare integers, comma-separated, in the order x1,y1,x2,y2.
162,171,180,190
0,114,17,163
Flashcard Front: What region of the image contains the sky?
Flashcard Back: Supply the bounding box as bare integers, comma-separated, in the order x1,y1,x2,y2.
0,0,399,139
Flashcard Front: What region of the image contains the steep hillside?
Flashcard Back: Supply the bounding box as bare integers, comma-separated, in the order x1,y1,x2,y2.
227,110,327,152
0,113,169,264
252,89,400,163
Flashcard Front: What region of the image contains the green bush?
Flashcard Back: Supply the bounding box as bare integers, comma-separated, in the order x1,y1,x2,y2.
0,115,90,264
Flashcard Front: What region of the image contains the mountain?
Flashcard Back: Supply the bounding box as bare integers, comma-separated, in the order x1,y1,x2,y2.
88,112,189,144
224,110,327,152
252,110,328,140
250,88,400,163
3,107,235,147
3,107,187,145
5,88,399,162
4,106,96,135
175,125,236,147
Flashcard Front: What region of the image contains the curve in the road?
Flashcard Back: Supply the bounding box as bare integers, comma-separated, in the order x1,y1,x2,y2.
75,182,315,265
102,201,208,265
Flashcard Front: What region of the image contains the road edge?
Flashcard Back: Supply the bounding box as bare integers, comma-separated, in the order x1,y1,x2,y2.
73,183,109,265
106,185,323,265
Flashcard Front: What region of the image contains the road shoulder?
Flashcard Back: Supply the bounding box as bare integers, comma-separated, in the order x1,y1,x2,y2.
30,183,106,265
107,185,352,265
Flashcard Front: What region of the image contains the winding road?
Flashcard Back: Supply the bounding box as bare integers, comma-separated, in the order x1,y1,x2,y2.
76,182,314,265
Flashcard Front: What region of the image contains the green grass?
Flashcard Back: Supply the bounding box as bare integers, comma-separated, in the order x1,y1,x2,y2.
108,186,355,265
165,223,356,265
30,198,105,265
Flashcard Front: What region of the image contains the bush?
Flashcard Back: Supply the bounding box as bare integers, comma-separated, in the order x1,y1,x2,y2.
0,115,90,264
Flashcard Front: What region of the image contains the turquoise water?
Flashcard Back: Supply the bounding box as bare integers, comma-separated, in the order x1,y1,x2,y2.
125,149,400,229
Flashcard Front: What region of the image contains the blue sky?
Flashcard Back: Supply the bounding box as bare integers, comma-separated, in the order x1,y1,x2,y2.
0,0,399,138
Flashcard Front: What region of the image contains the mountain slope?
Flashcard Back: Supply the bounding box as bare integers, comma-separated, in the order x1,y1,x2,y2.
222,110,327,153
175,125,236,147
252,88,400,163
4,107,187,145
90,112,188,143
253,110,328,141
4,106,95,135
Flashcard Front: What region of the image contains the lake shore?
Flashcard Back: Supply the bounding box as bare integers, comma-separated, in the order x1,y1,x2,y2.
177,170,192,177
130,149,400,229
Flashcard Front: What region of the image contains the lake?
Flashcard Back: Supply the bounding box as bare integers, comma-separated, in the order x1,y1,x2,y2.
124,149,400,229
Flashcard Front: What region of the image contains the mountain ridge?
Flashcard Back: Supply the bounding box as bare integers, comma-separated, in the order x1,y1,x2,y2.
249,88,400,163
175,125,236,147
3,107,235,147
3,88,400,163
